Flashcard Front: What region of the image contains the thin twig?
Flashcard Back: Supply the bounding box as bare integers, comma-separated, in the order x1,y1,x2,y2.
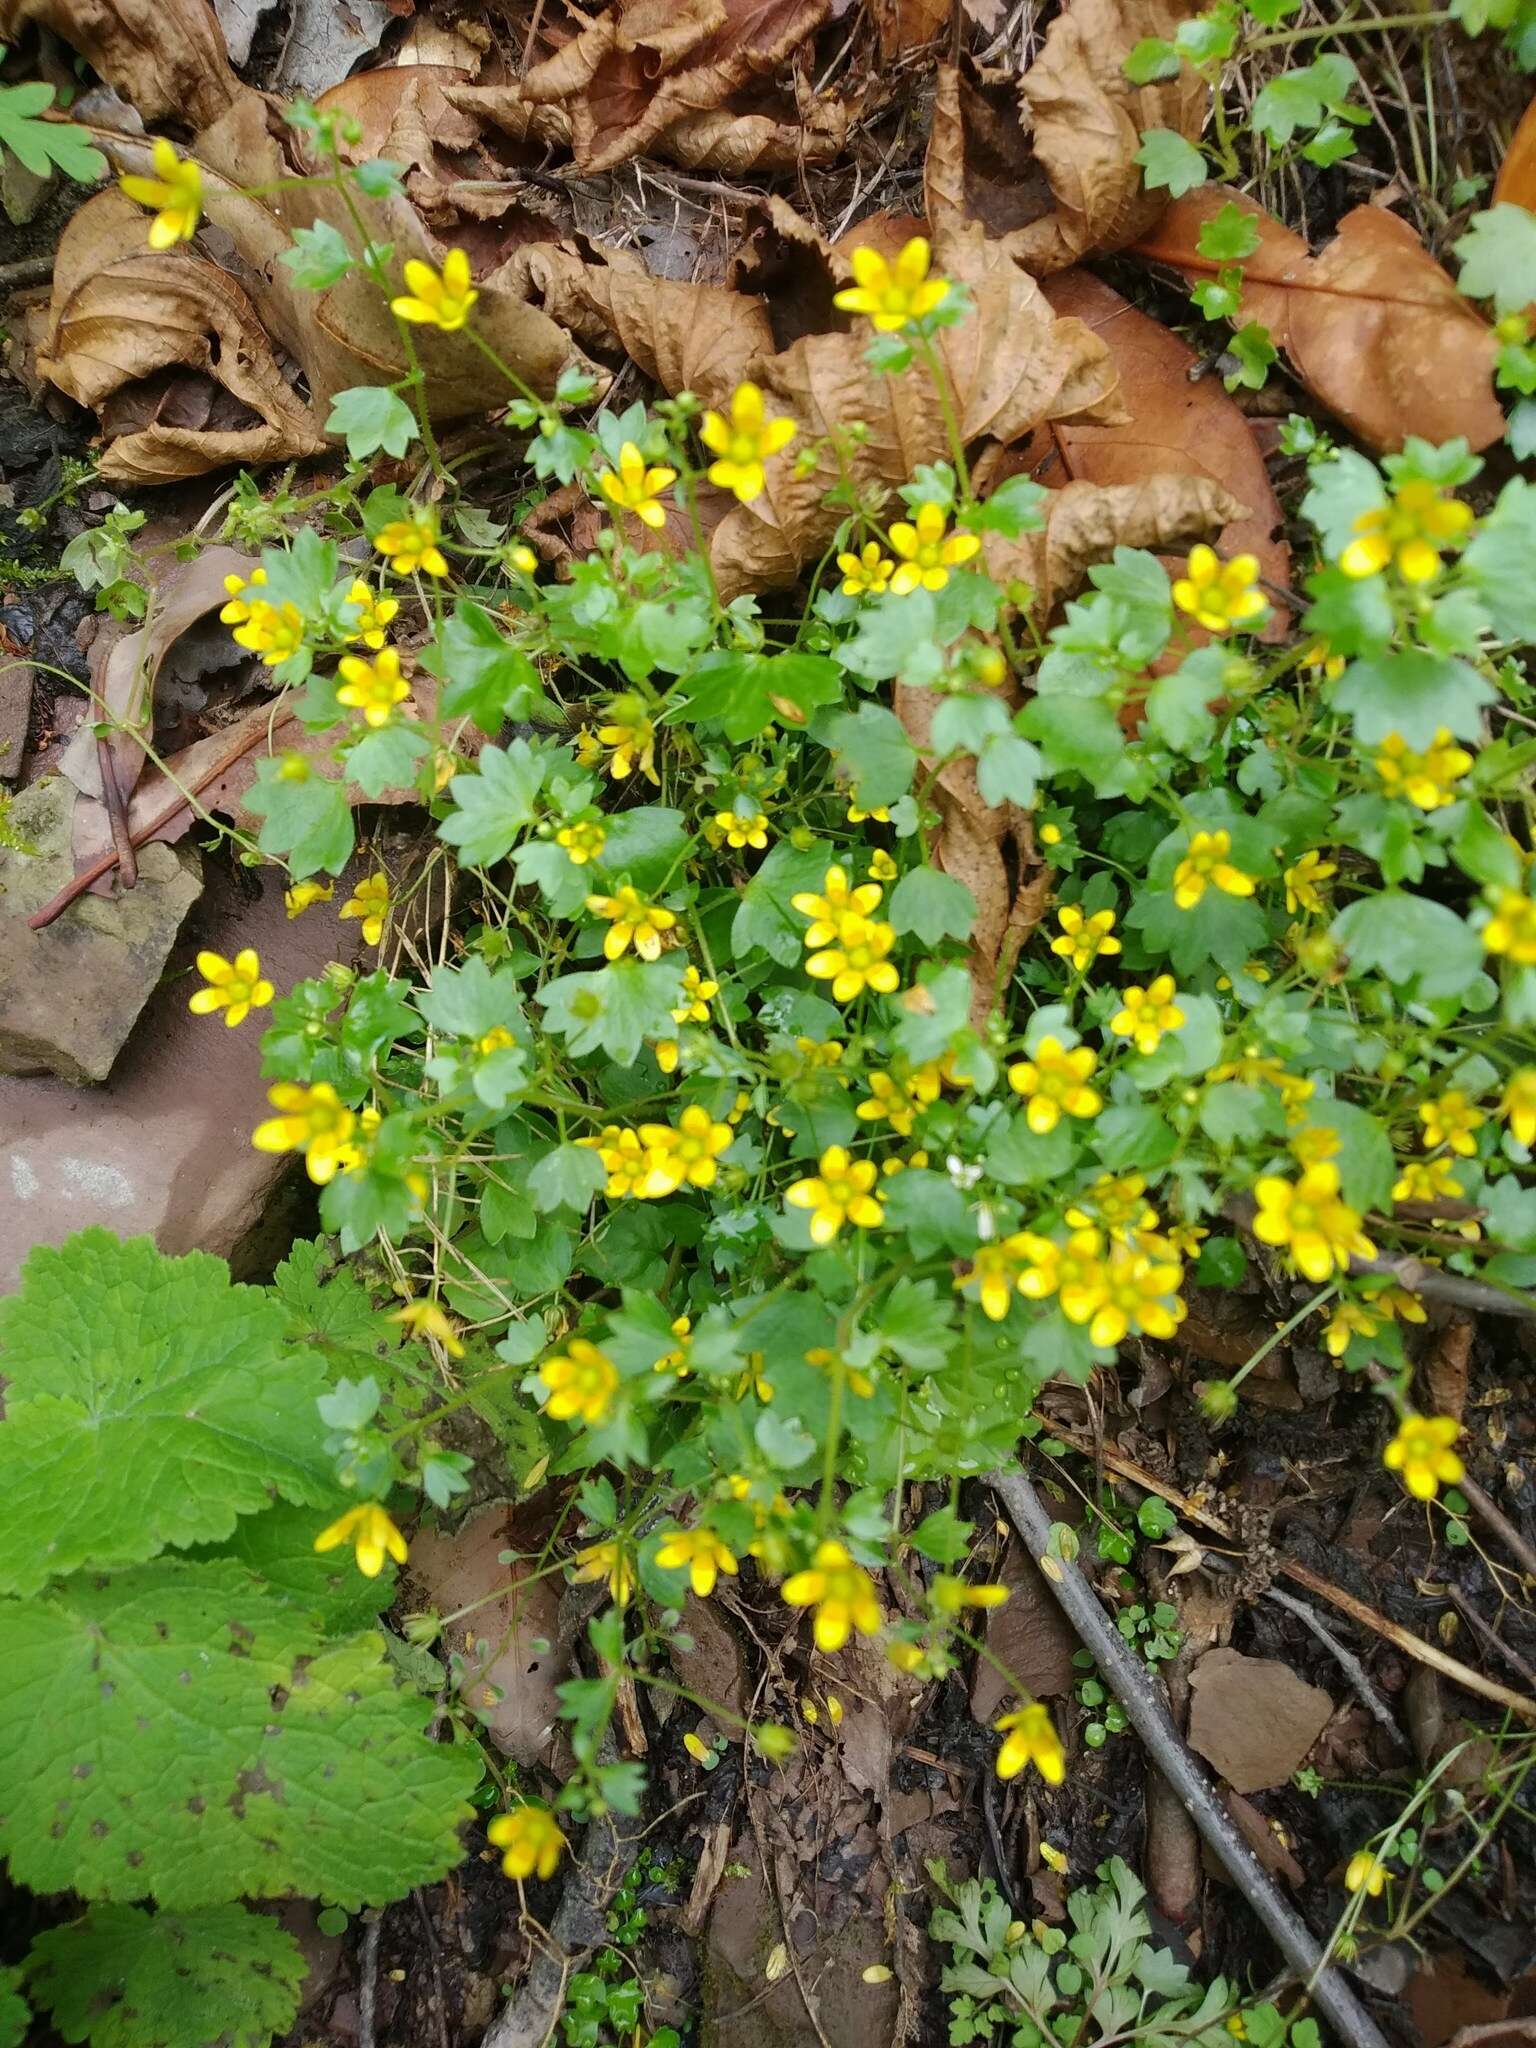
413,1890,452,2048
96,737,138,890
1447,1585,1536,1688
358,1914,383,2048
1262,1587,1410,1750
1459,1475,1536,1585
1353,1253,1536,1323
991,1466,1394,2048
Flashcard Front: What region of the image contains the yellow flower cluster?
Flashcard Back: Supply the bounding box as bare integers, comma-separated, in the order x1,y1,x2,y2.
855,1061,943,1136
252,1082,370,1185
1252,1164,1375,1281
221,571,306,667
1374,730,1472,811
791,865,900,1002
583,1105,734,1200
540,1338,619,1425
655,1524,739,1596
1483,887,1536,964
961,1211,1186,1345
1341,480,1472,583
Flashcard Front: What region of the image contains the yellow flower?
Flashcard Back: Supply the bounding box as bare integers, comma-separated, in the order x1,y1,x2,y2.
340,872,392,947
848,799,890,823
252,1082,359,1184
806,912,900,1003
638,1106,734,1193
188,947,273,1028
958,1237,1034,1322
792,865,882,943
232,600,306,665
1173,829,1255,910
1207,1050,1312,1107
1384,1412,1464,1501
1065,1173,1157,1241
1341,480,1473,583
336,646,411,728
656,1315,693,1376
376,512,448,579
655,1525,739,1597
932,1575,1010,1614
571,1539,634,1603
119,137,202,248
555,819,606,865
1284,850,1337,915
586,1124,654,1201
1344,1850,1389,1897
390,247,478,331
219,567,268,624
1108,976,1184,1056
341,580,399,649
1419,1089,1484,1157
837,542,896,597
699,381,796,503
683,1731,714,1766
1252,1164,1375,1282
786,1146,884,1244
1482,888,1536,965
868,849,898,882
314,1502,408,1578
1392,1155,1463,1203
586,884,676,961
1006,1037,1101,1134
782,1538,883,1651
1171,545,1266,634
833,236,950,332
595,698,659,784
284,879,334,918
994,1703,1065,1784
540,1338,619,1425
1374,730,1473,811
1050,905,1121,973
672,965,717,1024
888,502,981,595
1058,1235,1185,1349
390,1299,465,1357
487,1804,566,1882
1300,639,1346,683
713,809,771,850
806,1345,876,1398
476,1027,516,1058
598,441,677,530
1501,1068,1536,1147
855,1062,942,1136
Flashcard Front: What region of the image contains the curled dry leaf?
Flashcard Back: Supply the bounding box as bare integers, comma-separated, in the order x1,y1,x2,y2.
519,0,831,173
38,187,325,483
1134,188,1505,454
1022,267,1287,601
0,0,242,129
710,234,1125,598
925,0,1207,275
1494,90,1536,211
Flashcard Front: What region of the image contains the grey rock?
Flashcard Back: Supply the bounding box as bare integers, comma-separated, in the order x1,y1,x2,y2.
0,777,201,1085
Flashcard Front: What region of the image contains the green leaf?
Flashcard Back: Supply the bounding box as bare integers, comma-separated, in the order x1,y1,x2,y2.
345,720,429,797
1134,127,1207,196
970,474,1047,538
1197,201,1262,262
597,806,688,889
0,1233,330,1597
1252,54,1361,144
28,1904,305,2048
1144,649,1221,755
0,1559,478,1908
246,758,355,877
0,1970,27,2048
977,732,1042,808
1455,203,1536,316
1332,891,1484,1000
1018,695,1127,788
1330,651,1497,748
0,79,105,180
437,739,547,865
528,1144,607,1215
840,589,943,685
324,383,418,459
732,840,832,967
422,601,547,733
283,221,356,290
1294,1099,1394,1213
415,955,527,1040
888,867,976,944
826,702,917,809
1462,476,1536,641
678,650,843,742
537,956,685,1064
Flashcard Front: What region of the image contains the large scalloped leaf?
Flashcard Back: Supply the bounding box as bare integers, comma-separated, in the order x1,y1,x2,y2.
0,1559,478,1909
27,1904,304,2048
0,1231,332,1596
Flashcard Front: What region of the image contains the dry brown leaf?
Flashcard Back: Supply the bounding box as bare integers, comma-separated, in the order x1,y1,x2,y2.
1495,90,1536,212
505,243,774,401
38,187,324,483
1024,267,1287,598
1187,1648,1332,1794
710,241,1124,598
867,0,949,60
932,0,1207,274
925,62,1058,255
659,89,846,171
1134,188,1505,454
521,0,831,172
0,0,242,129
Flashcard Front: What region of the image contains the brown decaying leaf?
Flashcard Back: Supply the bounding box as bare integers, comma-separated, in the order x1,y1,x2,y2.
925,62,1058,257
925,0,1207,275
1134,188,1505,455
1186,1647,1333,1795
38,188,325,484
1494,88,1536,212
1026,266,1288,598
519,0,831,173
867,0,950,61
0,0,241,129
